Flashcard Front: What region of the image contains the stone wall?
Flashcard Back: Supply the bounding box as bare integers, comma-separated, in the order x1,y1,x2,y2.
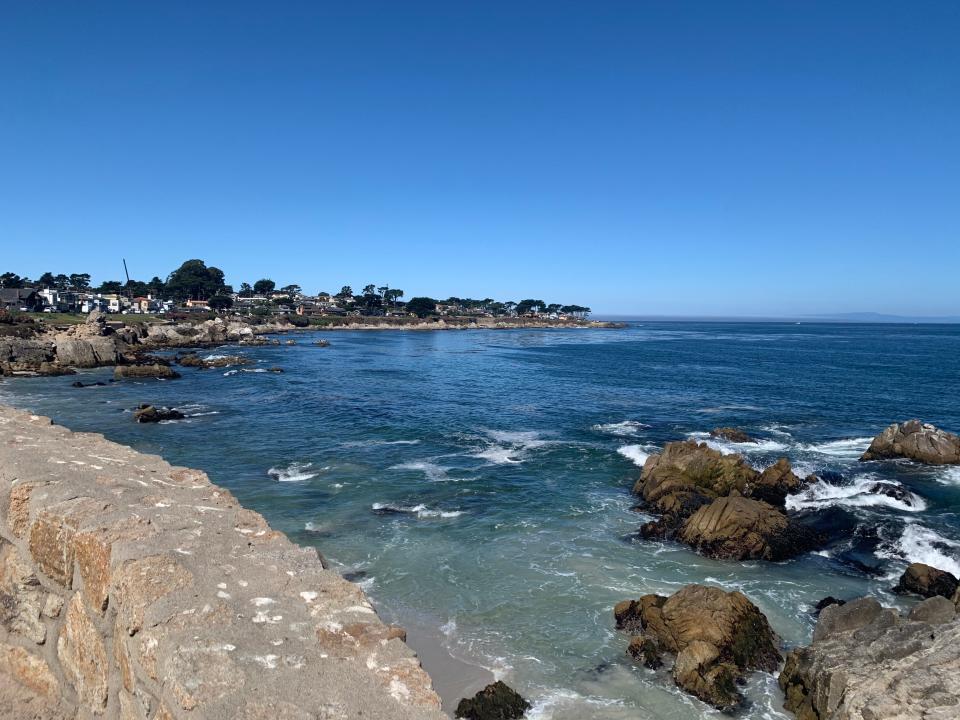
0,404,445,720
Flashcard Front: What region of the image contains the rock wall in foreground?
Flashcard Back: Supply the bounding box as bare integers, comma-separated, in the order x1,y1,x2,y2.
0,404,445,720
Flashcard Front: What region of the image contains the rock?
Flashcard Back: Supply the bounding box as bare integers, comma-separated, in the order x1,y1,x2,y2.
860,420,960,464
177,353,250,369
267,366,284,373
57,593,109,711
616,584,780,711
813,597,846,614
455,681,530,720
132,405,186,423
313,339,330,347
285,339,296,345
779,596,960,720
677,496,822,561
908,596,956,625
710,427,754,443
71,381,107,388
893,562,960,599
38,361,76,376
748,458,809,508
114,364,181,380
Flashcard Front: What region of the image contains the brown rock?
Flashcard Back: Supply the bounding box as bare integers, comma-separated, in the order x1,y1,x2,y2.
616,584,780,710
74,532,112,615
710,427,754,443
57,593,109,712
860,420,960,464
678,496,821,561
749,457,808,508
132,404,185,423
893,562,960,600
111,555,193,636
0,645,60,697
8,482,35,538
0,540,48,644
28,510,78,588
113,364,181,380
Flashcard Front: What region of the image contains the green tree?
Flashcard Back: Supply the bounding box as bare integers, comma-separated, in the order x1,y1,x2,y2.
97,280,124,294
37,272,56,288
280,284,301,296
238,282,253,298
515,299,545,316
54,273,70,290
1,273,24,288
69,273,92,291
146,276,165,298
253,279,276,295
335,286,353,301
209,294,234,311
406,297,438,318
165,260,228,300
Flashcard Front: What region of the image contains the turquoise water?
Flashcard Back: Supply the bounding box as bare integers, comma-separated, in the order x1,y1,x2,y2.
3,323,960,718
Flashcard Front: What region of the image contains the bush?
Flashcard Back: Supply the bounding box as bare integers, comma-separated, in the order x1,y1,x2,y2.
285,314,309,328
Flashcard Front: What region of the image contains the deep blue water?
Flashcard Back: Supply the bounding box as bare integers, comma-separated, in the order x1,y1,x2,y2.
3,322,959,719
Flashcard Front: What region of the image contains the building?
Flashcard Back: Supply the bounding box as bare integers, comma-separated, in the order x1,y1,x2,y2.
0,288,43,312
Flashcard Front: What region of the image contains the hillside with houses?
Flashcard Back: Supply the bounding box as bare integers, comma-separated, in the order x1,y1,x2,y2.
0,260,592,322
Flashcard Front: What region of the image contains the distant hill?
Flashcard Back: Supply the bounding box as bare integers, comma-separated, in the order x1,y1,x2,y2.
808,312,960,324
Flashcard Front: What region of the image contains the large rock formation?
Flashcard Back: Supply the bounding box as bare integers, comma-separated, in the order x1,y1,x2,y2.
779,595,960,720
615,584,780,711
893,562,960,600
113,364,181,380
633,442,817,559
677,495,821,561
0,404,445,720
710,427,754,443
860,420,960,465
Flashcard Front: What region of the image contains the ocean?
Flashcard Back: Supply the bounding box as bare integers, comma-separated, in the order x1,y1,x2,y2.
3,322,959,719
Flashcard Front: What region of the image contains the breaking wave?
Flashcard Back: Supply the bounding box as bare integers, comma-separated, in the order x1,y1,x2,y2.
371,502,464,519
591,420,650,437
390,461,465,482
877,524,960,577
617,445,651,467
785,475,926,513
267,462,319,482
799,437,873,458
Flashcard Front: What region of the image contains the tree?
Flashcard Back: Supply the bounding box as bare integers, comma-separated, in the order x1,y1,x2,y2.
406,297,438,318
253,279,276,295
384,288,404,307
515,299,545,316
54,274,70,290
165,259,228,300
97,280,124,294
238,282,253,298
335,286,353,301
0,273,24,289
546,303,562,315
37,272,56,288
69,273,92,291
146,276,165,298
209,294,234,311
280,284,301,296
125,279,149,297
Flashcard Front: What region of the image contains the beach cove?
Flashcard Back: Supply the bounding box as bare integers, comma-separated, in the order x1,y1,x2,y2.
3,321,960,718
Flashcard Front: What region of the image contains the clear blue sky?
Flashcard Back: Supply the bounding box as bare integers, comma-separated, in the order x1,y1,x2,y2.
2,1,958,316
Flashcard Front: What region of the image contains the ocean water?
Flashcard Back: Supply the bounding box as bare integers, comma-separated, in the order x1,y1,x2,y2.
3,322,960,719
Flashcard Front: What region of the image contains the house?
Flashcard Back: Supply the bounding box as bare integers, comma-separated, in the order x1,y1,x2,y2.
0,288,43,312
184,299,210,311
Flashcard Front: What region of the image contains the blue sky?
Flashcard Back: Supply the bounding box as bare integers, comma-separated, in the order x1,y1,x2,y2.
1,1,958,316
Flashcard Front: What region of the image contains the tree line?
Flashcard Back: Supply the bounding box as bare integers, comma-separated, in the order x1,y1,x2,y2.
1,260,590,318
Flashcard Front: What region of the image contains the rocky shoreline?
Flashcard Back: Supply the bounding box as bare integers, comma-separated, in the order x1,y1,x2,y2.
617,421,960,718
0,311,621,377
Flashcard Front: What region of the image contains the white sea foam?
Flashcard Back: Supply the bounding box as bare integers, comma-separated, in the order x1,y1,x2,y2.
785,475,926,513
686,431,787,455
800,437,873,458
472,446,522,465
936,466,960,486
371,503,464,519
439,618,457,638
267,462,319,482
591,420,650,437
390,461,464,482
877,524,960,577
343,439,421,447
617,445,650,467
470,429,550,465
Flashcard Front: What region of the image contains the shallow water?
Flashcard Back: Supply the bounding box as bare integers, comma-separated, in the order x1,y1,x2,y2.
3,322,960,718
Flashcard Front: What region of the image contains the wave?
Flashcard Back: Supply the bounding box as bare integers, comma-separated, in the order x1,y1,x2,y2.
591,420,650,437
267,462,319,482
799,437,873,458
785,475,926,513
936,466,960,486
617,445,651,467
877,524,960,577
390,460,465,482
470,429,550,465
371,502,464,519
343,439,421,447
686,431,788,455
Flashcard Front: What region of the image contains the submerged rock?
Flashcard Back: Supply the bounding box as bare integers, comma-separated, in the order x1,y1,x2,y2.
114,364,181,380
615,584,780,711
860,420,960,464
454,681,530,720
710,427,754,443
893,562,960,600
313,339,331,347
779,596,960,720
177,353,250,369
132,404,186,423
